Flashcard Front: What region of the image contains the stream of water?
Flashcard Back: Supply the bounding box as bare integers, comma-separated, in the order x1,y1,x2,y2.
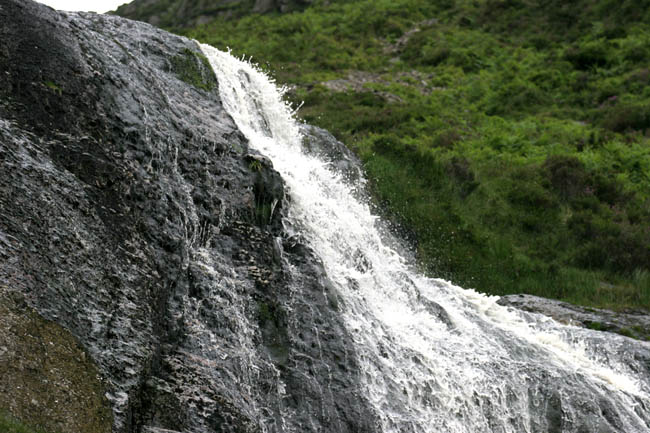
201,44,650,433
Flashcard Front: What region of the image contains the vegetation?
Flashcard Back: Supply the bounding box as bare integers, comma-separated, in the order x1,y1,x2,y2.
170,48,217,91
112,0,311,29
0,290,113,433
0,411,51,433
113,0,253,28
181,0,650,310
43,81,62,95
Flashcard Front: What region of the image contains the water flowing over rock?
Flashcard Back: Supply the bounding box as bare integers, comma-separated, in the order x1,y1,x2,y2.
202,43,650,433
299,124,364,184
499,294,650,341
2,1,650,433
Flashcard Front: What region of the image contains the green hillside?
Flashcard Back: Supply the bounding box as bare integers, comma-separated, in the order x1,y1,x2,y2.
172,0,649,310
113,0,314,28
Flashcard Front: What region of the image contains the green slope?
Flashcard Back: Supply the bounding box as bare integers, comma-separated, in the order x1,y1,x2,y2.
177,0,649,310
0,412,52,433
112,0,314,29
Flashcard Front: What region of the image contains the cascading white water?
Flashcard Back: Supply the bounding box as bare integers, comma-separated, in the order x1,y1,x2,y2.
200,44,650,432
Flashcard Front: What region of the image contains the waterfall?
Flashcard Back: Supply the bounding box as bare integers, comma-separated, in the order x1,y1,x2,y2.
200,44,650,432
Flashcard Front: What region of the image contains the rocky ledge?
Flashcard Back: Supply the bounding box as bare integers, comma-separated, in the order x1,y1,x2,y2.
499,294,650,341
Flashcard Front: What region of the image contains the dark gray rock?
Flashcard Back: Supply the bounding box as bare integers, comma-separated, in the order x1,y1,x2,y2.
0,1,376,432
300,124,363,184
498,294,650,341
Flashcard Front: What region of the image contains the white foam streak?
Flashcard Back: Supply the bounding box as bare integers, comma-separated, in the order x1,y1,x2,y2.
201,43,650,433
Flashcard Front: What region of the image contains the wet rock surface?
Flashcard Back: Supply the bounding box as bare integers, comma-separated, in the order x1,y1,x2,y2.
499,294,650,341
300,124,364,184
0,1,375,432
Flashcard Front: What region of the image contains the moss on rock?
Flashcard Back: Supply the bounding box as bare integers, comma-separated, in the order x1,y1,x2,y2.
170,47,217,91
0,411,50,433
0,286,112,433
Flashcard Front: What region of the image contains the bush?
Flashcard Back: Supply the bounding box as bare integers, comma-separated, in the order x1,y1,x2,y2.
431,129,462,149
572,217,650,272
599,102,650,133
483,79,548,116
543,155,589,201
401,29,450,66
564,40,612,70
446,156,478,197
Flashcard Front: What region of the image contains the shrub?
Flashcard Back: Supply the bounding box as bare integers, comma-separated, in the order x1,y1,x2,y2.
543,155,589,201
431,129,461,149
564,40,611,70
599,102,650,133
446,156,478,197
483,79,547,116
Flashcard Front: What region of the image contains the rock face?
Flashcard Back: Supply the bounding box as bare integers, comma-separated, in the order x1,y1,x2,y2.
112,0,315,29
499,294,650,341
300,124,364,185
0,1,375,432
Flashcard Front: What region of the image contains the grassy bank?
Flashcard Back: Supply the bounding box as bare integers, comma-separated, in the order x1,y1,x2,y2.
182,0,650,310
0,412,50,433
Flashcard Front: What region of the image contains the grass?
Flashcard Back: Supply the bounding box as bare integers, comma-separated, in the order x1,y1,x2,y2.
176,0,650,310
0,412,51,433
